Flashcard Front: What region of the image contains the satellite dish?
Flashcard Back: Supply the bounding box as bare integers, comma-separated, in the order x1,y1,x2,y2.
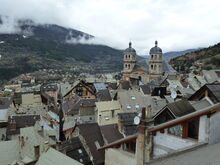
134,116,140,125
171,90,177,99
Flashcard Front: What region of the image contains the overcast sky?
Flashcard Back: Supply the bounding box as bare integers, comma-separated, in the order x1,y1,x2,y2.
0,0,220,54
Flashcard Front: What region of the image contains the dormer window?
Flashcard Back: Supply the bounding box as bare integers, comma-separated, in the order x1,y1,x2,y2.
127,105,131,110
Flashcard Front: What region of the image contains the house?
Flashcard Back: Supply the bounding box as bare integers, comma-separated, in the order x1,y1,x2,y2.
99,103,220,165
0,126,56,165
117,90,152,112
118,80,132,90
64,80,96,99
36,148,83,165
71,123,105,165
139,84,151,95
100,124,123,144
58,137,92,165
6,114,40,140
187,73,207,91
62,95,97,124
0,109,8,141
96,101,122,126
153,99,196,125
118,112,138,136
189,83,220,104
202,70,220,83
41,84,58,108
96,89,112,102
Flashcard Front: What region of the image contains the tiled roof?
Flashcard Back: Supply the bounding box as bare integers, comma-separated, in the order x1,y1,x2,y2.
100,124,123,144
0,97,12,109
59,137,92,165
36,148,82,165
77,123,105,165
96,89,112,101
6,115,40,136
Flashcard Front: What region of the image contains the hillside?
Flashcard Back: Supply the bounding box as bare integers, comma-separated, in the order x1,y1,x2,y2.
141,49,197,61
170,43,220,72
0,18,124,80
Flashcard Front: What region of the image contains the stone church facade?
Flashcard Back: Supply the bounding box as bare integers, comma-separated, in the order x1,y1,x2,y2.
122,41,164,83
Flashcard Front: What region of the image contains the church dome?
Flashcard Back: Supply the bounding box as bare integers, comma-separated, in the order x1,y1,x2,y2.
124,42,136,55
150,41,162,54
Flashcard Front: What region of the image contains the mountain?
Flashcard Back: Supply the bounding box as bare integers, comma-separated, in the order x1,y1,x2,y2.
169,43,220,72
141,49,198,61
0,18,125,81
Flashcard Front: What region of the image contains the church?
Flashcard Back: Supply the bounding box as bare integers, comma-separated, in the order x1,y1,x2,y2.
122,41,170,84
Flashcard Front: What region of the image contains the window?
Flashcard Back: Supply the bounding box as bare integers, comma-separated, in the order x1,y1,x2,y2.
104,116,109,120
128,64,130,69
78,149,82,154
131,96,136,100
168,125,183,137
111,110,115,118
127,105,131,110
135,104,140,110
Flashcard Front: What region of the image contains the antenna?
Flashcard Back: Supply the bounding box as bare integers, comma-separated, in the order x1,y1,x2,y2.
171,90,177,99
134,116,140,125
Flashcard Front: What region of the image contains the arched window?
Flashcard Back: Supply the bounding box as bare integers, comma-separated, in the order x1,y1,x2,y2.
151,65,153,70
125,64,127,68
125,55,127,59
151,55,153,59
128,55,130,59
128,64,130,69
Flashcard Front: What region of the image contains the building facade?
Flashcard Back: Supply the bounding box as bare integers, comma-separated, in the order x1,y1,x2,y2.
149,41,163,81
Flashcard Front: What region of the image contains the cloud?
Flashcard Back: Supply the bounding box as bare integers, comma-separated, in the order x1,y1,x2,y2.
0,16,21,34
0,0,220,54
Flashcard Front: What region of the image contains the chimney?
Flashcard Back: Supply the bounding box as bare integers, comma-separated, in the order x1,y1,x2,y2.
10,119,17,131
135,106,153,165
34,145,40,160
56,141,61,150
19,136,25,149
44,141,50,152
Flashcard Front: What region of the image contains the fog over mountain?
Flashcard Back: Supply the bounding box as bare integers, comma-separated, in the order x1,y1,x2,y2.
0,0,220,54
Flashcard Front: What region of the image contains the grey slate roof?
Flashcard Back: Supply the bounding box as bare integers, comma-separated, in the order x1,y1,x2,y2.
132,59,175,73
166,99,196,117
190,98,212,111
119,80,131,90
6,115,40,136
117,90,152,112
118,112,138,136
59,137,92,165
150,41,162,54
189,83,220,103
36,148,82,165
0,140,20,165
96,89,112,101
124,42,136,55
206,83,220,101
0,97,12,109
140,84,151,95
100,124,123,144
77,123,105,165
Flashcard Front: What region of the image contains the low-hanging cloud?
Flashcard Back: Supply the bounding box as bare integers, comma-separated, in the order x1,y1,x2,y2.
0,0,220,54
